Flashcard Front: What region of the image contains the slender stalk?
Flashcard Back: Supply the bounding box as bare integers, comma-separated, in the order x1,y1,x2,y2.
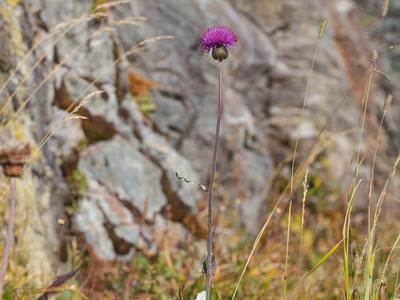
368,115,385,227
290,15,327,196
206,62,223,300
379,234,400,285
343,53,375,299
298,170,309,295
282,200,292,300
0,178,17,295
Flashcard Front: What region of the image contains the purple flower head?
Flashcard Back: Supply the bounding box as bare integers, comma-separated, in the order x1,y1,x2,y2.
199,26,238,61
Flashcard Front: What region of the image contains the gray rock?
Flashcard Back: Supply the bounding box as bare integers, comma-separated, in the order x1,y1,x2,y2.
34,0,93,78
120,95,145,126
75,179,159,260
140,126,202,214
114,224,140,245
151,92,190,147
226,150,273,232
87,180,133,226
153,214,190,247
224,89,257,151
75,199,116,261
78,136,167,219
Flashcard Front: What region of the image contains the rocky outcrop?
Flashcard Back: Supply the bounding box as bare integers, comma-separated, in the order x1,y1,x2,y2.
0,0,397,284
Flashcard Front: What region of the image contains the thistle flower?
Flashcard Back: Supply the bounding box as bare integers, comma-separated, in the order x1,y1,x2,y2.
198,25,238,300
199,26,238,61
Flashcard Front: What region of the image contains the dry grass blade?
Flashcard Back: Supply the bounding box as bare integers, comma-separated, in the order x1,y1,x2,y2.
372,155,400,231
282,200,292,300
111,16,147,26
37,91,103,151
290,18,326,194
231,199,281,299
95,0,129,10
298,170,309,293
379,234,400,285
368,95,392,233
382,0,390,17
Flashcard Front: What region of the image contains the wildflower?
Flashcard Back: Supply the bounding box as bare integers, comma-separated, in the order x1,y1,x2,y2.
198,25,237,300
199,26,238,61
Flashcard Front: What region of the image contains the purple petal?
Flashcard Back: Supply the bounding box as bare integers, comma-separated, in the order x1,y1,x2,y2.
199,26,238,52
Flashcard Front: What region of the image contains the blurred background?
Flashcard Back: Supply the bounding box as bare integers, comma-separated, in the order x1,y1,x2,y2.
0,0,399,299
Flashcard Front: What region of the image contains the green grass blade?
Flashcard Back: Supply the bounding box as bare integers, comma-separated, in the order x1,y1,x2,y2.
303,239,344,280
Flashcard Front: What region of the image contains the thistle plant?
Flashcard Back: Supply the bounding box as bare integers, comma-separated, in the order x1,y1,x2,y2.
199,25,237,300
